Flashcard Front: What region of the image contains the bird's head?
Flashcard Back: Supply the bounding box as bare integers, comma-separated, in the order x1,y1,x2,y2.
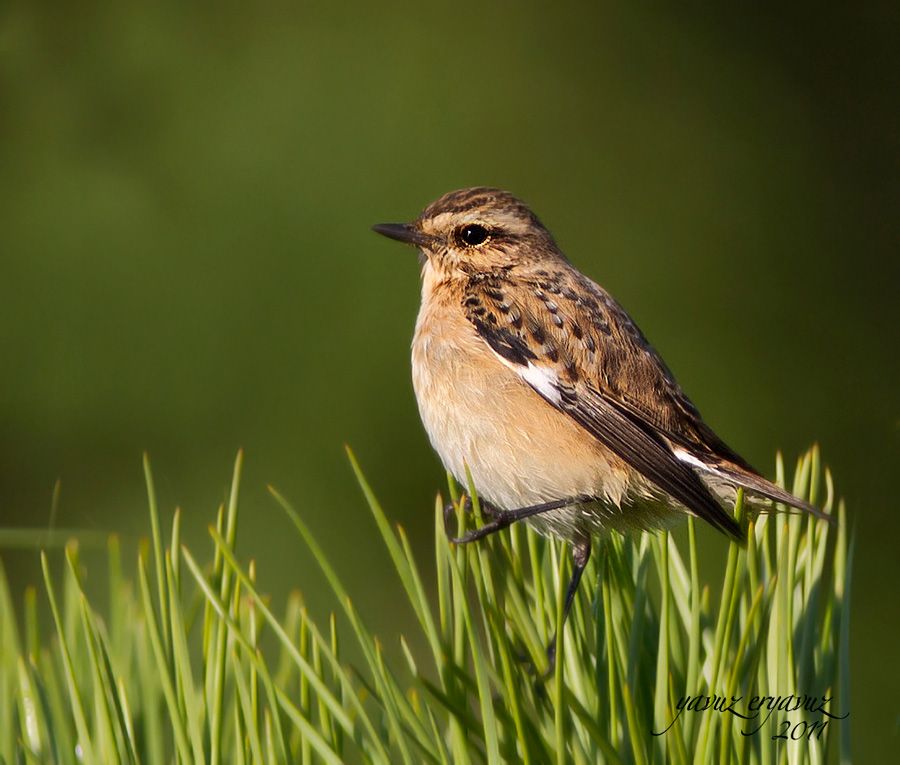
373,187,561,278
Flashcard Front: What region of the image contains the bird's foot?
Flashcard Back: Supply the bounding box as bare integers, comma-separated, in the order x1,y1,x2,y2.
443,494,500,542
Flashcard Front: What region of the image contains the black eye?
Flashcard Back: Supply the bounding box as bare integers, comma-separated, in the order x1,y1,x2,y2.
458,224,489,246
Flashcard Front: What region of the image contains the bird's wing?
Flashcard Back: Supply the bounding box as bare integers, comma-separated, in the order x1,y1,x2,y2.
462,269,747,540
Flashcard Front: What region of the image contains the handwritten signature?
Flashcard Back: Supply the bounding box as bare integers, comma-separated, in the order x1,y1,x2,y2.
652,693,849,742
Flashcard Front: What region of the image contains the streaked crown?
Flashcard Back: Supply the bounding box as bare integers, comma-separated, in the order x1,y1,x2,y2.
374,187,563,276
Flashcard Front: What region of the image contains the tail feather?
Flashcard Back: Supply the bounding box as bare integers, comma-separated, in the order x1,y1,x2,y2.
674,449,834,525
716,463,833,523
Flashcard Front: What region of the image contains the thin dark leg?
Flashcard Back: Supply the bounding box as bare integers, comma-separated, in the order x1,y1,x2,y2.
448,495,593,544
544,538,591,676
443,495,502,538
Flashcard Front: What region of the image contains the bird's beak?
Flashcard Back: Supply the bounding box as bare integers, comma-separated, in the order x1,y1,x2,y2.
371,222,433,248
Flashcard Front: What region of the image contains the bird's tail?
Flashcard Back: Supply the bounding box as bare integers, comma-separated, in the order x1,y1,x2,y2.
718,462,833,522
675,449,833,524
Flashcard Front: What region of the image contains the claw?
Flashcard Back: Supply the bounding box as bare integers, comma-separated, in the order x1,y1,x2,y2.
442,499,457,536
443,494,476,540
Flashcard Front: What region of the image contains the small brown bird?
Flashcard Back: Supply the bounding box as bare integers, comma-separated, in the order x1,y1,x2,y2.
373,187,824,664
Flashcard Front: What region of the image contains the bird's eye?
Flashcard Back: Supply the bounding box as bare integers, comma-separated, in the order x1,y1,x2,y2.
458,224,489,247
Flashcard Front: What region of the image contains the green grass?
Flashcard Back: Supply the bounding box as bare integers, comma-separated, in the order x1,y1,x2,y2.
0,446,851,764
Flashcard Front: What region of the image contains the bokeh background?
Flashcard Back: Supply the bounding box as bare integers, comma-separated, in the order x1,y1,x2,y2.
1,1,897,758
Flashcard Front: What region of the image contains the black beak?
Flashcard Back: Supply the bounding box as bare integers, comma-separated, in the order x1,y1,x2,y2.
371,222,432,248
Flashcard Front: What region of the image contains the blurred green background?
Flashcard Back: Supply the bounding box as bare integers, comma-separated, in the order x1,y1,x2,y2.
1,1,897,758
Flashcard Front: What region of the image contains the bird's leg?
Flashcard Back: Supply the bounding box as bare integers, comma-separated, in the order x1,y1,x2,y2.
448,495,592,544
442,494,502,539
544,538,591,676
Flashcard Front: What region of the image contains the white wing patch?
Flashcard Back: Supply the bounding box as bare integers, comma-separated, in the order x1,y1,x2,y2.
673,448,716,474
520,362,562,405
489,350,562,405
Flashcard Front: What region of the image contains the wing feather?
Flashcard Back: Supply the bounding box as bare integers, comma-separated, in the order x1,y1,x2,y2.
559,382,743,539
464,272,753,539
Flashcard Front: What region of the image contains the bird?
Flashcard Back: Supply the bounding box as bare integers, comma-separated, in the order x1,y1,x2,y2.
372,187,825,667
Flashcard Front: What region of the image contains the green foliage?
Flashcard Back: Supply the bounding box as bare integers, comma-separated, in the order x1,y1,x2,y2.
0,447,850,763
